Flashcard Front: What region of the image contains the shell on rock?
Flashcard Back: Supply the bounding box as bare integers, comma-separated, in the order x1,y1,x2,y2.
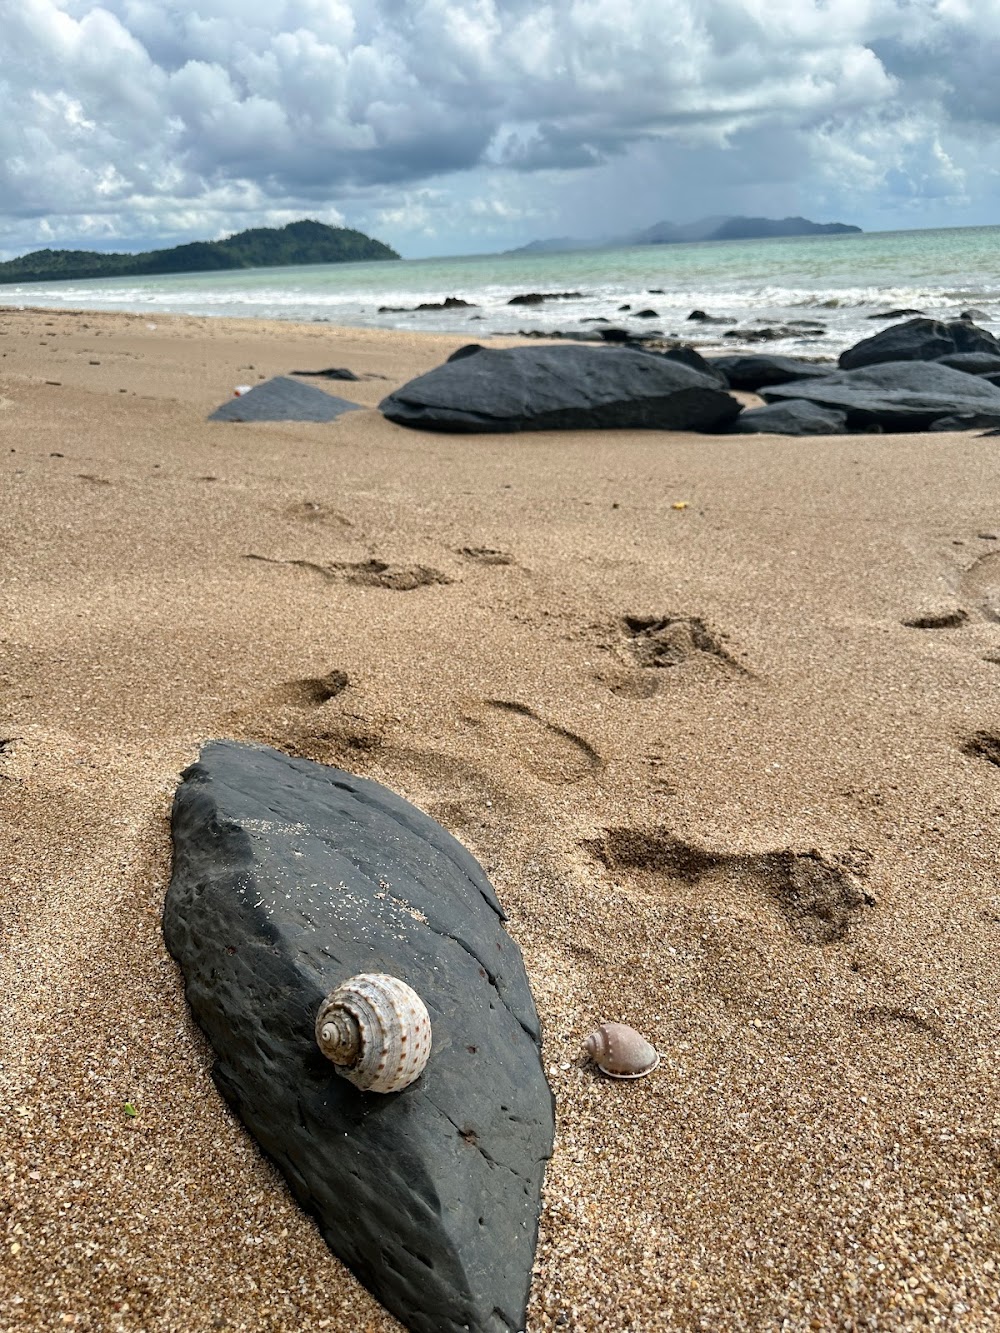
316,973,432,1094
584,1022,659,1079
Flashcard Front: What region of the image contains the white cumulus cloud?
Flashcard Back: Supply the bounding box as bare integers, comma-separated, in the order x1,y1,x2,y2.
0,0,996,255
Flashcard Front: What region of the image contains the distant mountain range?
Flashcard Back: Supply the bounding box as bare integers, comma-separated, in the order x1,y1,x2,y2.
0,220,399,284
506,215,861,255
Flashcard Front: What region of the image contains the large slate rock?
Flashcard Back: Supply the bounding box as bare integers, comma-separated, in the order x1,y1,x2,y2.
839,317,1000,370
731,399,848,435
209,376,363,422
164,741,554,1333
657,345,728,385
938,352,1000,376
708,354,835,391
761,361,1000,432
378,344,741,433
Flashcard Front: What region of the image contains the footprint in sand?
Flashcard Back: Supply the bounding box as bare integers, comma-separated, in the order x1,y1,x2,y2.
456,546,515,566
468,699,603,785
245,553,451,590
274,669,350,708
960,550,1000,622
284,499,354,529
855,1005,947,1044
901,609,969,629
583,826,874,945
961,731,1000,768
600,613,750,695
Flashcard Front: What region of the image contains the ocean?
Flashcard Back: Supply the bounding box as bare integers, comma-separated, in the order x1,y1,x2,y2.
1,224,998,360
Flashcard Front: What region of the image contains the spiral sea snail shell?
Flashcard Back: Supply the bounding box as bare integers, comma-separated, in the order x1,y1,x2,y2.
315,973,432,1094
585,1022,659,1079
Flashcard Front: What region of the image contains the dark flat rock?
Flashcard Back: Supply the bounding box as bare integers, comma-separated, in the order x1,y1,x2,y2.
164,741,553,1333
378,344,740,433
657,345,728,385
761,360,1000,431
866,307,925,320
732,399,848,435
379,297,477,313
937,353,1000,376
839,317,1000,370
708,354,834,391
209,376,363,422
291,367,361,381
506,291,582,305
723,325,822,343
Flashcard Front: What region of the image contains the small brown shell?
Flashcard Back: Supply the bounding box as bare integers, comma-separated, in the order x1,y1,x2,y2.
584,1022,659,1079
316,973,431,1093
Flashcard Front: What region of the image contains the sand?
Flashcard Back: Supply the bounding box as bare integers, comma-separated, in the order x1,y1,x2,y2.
1,306,999,1332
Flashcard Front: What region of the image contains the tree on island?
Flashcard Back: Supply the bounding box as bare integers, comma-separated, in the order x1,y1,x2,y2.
0,219,400,284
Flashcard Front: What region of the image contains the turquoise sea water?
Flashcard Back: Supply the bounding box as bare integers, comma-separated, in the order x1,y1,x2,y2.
1,225,998,358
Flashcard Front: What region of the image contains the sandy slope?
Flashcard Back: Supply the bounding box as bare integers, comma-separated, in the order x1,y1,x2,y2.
1,307,999,1331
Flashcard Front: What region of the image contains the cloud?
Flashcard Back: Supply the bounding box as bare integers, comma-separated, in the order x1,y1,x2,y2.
0,0,997,255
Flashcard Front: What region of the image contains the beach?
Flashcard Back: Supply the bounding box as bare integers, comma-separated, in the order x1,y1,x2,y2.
2,306,1000,1330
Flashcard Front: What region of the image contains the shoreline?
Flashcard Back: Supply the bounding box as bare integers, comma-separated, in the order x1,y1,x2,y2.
1,224,997,360
2,306,999,1330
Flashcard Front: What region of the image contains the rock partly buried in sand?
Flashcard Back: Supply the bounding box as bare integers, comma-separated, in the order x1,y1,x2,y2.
164,741,554,1333
732,400,849,435
290,366,361,381
708,354,835,392
839,317,1000,370
208,376,363,423
760,361,1000,432
378,344,741,434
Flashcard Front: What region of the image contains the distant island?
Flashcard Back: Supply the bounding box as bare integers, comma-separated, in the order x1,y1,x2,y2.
0,220,400,284
507,215,861,255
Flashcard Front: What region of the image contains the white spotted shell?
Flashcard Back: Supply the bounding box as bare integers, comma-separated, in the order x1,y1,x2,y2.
316,973,431,1093
585,1022,659,1079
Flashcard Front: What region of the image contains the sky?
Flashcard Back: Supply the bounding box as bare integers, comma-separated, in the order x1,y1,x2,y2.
1,0,998,260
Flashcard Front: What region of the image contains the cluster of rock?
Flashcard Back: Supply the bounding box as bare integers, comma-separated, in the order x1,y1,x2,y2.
377,317,1000,436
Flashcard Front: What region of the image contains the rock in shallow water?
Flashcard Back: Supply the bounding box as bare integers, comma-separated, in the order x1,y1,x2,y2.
164,741,554,1333
378,343,740,433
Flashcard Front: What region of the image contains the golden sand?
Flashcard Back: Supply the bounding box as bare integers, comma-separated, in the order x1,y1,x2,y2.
1,307,999,1331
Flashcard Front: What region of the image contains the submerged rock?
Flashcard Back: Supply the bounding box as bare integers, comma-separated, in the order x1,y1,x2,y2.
164,741,554,1333
378,343,741,433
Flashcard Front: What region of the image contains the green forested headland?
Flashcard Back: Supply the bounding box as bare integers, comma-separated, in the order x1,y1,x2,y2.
0,220,400,284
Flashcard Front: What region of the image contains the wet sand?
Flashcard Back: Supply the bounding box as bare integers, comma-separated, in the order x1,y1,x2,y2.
1,307,999,1331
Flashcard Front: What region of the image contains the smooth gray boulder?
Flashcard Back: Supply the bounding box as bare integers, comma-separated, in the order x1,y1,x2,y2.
938,353,1000,376
378,344,741,433
732,400,848,435
761,361,1000,432
839,317,1000,370
164,741,554,1333
209,375,363,422
708,354,834,391
658,345,728,385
